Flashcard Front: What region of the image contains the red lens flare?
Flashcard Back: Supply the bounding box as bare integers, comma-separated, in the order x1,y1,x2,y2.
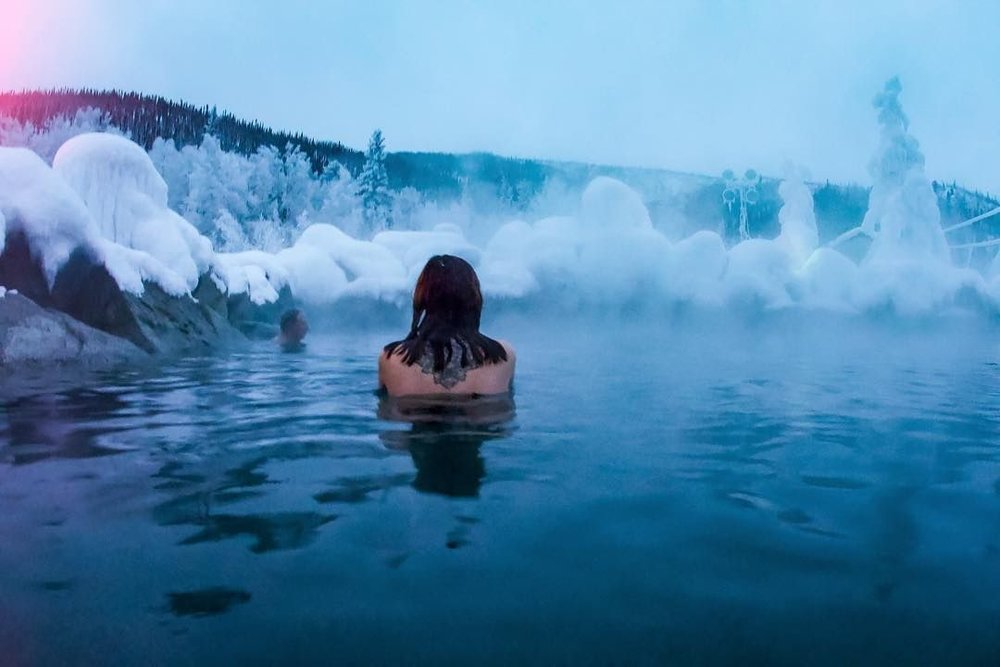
0,1,35,80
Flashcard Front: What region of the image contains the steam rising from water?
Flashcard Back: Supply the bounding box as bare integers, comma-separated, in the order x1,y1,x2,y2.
217,79,996,316
219,166,992,316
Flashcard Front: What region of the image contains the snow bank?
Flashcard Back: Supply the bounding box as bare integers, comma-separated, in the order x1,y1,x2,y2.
215,250,291,305
53,133,213,294
0,147,101,285
217,223,472,305
478,179,672,302
469,174,991,314
724,239,796,307
2,88,994,319
663,231,728,305
373,223,481,281
0,135,218,298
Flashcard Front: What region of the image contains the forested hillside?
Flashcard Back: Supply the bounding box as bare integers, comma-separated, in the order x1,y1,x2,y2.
1,88,996,255
0,89,360,172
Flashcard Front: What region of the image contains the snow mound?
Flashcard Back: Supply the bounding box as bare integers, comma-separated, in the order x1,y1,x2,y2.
53,133,213,294
479,179,671,301
291,224,408,299
664,230,728,305
0,147,100,285
724,239,796,307
215,250,291,306
372,223,481,281
216,221,489,306
580,176,653,231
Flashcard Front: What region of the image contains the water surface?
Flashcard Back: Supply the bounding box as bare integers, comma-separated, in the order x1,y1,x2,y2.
1,314,998,665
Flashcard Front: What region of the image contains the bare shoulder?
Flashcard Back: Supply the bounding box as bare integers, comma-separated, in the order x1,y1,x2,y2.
378,347,401,374
378,347,402,391
498,339,517,363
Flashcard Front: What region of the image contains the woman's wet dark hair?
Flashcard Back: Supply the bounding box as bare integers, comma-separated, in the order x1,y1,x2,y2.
384,255,507,372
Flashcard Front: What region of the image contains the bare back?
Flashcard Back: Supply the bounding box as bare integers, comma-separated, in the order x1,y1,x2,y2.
379,340,516,397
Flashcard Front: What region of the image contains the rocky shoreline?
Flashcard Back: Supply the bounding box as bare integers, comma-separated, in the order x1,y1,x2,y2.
0,229,292,396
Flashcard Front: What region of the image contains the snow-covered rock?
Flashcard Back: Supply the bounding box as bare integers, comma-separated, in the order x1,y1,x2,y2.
53,133,213,295
0,147,100,286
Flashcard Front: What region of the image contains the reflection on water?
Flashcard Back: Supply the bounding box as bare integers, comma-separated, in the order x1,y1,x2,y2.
168,587,252,617
151,455,336,553
377,392,517,425
378,392,516,498
0,389,133,464
0,324,997,665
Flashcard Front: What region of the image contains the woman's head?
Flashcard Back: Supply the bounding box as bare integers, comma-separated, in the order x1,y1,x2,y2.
411,255,483,332
385,254,506,371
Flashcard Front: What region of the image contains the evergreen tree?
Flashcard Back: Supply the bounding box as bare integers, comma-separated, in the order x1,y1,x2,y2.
357,129,392,232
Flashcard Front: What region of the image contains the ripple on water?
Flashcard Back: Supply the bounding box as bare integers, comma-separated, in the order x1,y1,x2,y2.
0,325,997,664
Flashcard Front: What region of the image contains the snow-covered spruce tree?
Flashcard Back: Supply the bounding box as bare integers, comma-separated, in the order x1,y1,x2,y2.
357,129,392,233
277,143,317,224
181,133,250,239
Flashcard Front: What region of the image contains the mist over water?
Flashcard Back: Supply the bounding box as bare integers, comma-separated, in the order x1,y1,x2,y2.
209,80,998,320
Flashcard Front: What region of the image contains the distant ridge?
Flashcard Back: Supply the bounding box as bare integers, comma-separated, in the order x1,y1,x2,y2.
0,88,362,173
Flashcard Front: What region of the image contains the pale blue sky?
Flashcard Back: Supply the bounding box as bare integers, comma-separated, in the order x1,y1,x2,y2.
4,0,999,191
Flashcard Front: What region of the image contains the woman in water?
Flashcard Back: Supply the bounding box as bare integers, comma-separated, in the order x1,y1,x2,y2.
379,255,515,397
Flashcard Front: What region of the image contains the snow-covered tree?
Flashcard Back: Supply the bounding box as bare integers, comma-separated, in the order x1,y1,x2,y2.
245,216,292,252
149,137,192,211
317,163,364,236
276,143,317,224
0,107,119,163
212,210,250,251
861,77,949,265
246,145,281,221
391,186,424,230
357,129,392,233
181,134,250,234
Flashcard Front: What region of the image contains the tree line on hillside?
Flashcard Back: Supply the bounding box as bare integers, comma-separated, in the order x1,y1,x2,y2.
0,88,361,173
1,89,996,253
0,89,553,210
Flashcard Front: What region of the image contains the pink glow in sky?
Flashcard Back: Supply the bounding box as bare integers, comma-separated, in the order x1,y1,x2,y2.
1,1,999,191
0,0,35,79
0,0,98,85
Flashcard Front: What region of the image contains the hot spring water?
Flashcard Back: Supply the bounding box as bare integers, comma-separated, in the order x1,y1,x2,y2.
0,313,997,665
1,78,999,665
